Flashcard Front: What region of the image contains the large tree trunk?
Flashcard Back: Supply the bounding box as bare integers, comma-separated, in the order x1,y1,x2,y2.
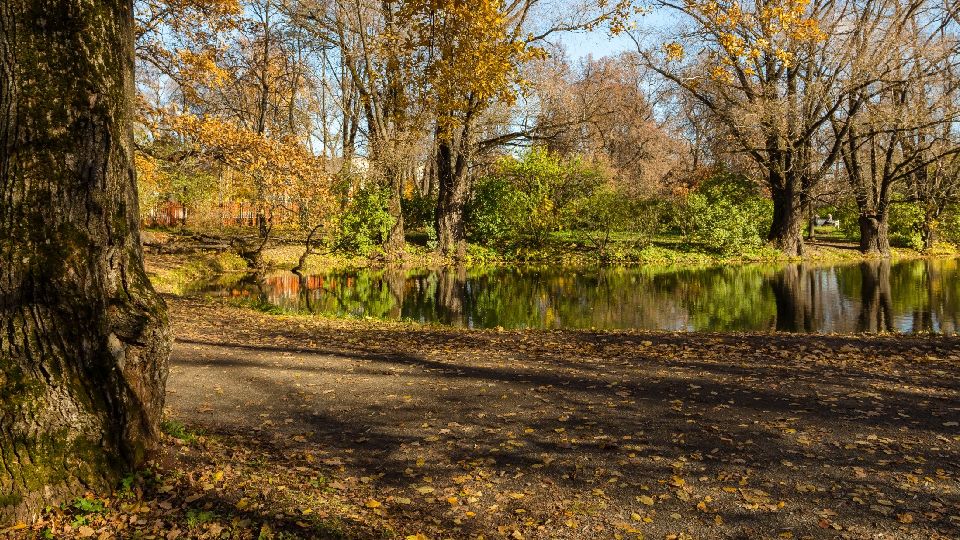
0,0,170,523
435,138,469,257
858,214,891,256
768,186,805,257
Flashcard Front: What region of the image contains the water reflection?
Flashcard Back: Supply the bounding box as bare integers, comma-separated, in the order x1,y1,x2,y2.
197,258,960,334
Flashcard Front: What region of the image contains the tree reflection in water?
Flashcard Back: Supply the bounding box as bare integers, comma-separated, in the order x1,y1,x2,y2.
198,258,960,334
858,260,894,333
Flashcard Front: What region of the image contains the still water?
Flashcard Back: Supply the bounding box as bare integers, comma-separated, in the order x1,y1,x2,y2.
197,258,960,334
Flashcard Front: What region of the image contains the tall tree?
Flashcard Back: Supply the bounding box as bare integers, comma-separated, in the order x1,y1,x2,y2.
835,0,959,256
296,0,429,257
1,0,170,522
640,0,867,256
533,53,682,196
405,0,634,256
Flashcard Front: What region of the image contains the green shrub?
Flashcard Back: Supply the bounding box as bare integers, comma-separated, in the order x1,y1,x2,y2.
336,184,396,255
466,149,605,247
938,204,960,247
466,174,525,246
401,191,436,231
571,189,665,259
888,202,925,250
683,172,772,254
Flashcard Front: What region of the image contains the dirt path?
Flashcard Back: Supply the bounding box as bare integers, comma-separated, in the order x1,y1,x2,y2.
151,296,960,540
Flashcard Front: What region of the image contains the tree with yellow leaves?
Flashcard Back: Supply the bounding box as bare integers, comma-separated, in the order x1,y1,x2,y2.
404,0,636,256
172,113,335,268
638,0,911,256
294,0,432,258
136,0,338,268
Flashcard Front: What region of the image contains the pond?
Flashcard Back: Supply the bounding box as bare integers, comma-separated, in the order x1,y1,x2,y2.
194,258,960,334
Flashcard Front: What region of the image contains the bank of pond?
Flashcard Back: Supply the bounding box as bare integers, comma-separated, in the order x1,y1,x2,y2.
187,257,960,334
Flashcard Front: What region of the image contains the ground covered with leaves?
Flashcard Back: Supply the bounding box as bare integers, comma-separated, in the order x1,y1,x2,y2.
7,296,960,539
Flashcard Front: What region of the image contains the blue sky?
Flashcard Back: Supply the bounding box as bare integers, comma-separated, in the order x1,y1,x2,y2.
559,31,635,59
553,10,676,61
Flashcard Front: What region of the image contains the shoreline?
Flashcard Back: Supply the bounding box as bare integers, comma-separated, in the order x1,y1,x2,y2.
142,229,958,290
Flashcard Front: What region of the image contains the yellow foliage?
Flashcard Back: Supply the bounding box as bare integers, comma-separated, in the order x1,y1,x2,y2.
171,114,335,217
401,0,631,134
664,42,686,62
402,0,539,133
674,0,827,82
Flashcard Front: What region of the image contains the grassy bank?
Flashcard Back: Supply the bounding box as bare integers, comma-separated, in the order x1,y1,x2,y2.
141,227,958,294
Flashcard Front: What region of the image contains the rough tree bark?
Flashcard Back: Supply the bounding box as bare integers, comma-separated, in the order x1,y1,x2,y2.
435,137,470,257
858,214,891,256
0,0,170,523
768,184,805,258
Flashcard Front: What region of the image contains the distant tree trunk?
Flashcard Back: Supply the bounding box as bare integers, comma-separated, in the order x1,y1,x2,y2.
0,0,170,523
921,215,939,251
435,137,470,257
292,223,324,276
806,205,817,241
257,208,268,239
768,184,805,257
384,176,406,258
858,214,891,256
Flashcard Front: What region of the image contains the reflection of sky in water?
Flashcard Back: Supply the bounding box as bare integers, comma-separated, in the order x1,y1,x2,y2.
199,258,960,334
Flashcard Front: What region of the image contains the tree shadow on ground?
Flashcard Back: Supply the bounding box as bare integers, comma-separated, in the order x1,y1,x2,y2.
166,312,960,540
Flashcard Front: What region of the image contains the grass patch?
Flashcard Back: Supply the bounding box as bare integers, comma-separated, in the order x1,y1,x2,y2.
148,251,247,295
161,419,201,443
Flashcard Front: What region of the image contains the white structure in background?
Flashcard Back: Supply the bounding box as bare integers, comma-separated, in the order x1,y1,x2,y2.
814,214,842,229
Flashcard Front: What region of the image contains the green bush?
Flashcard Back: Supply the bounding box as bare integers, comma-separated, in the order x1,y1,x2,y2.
683,172,772,255
336,184,396,256
401,190,436,231
888,202,925,250
466,149,605,247
571,189,665,259
466,174,525,246
942,205,960,246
